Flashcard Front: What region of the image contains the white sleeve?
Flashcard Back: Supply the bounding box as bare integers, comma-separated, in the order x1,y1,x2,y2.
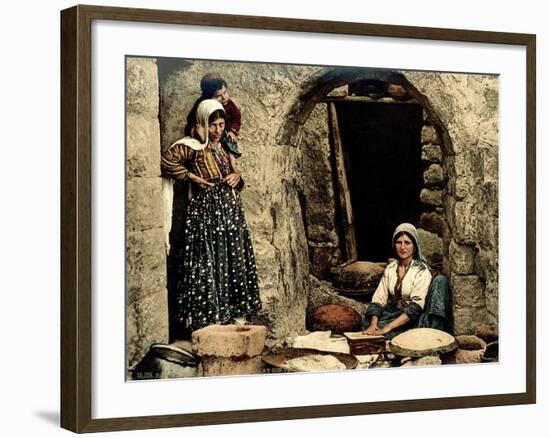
409,267,432,309
371,270,389,307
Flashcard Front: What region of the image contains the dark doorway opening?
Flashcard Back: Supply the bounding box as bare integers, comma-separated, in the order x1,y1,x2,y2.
334,101,423,262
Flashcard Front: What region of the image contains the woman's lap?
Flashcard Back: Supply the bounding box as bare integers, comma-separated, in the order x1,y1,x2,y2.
364,275,453,339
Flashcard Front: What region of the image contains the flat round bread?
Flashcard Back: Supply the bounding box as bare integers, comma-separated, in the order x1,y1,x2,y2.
389,328,457,357
284,354,346,372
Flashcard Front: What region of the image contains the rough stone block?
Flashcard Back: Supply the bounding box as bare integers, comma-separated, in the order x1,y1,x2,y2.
126,289,169,370
127,58,159,118
482,146,499,182
420,212,444,235
421,125,439,144
127,228,167,303
443,196,456,231
192,324,267,358
453,150,484,199
451,275,485,308
454,177,472,200
417,228,443,266
449,240,475,274
477,181,499,217
420,188,443,206
453,201,476,244
476,214,498,248
126,177,164,232
421,144,443,163
423,163,444,187
453,307,491,336
127,114,161,178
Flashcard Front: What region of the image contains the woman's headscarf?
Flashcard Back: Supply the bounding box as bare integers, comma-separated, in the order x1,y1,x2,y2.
170,99,224,151
392,223,427,264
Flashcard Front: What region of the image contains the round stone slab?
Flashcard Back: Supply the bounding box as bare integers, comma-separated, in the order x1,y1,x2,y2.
389,328,457,357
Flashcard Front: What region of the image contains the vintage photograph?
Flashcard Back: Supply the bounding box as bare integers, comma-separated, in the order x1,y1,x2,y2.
126,56,499,380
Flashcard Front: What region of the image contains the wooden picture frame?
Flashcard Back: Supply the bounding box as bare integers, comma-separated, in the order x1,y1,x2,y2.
60,4,536,433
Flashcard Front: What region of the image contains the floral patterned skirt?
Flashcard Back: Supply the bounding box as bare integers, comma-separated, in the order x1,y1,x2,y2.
174,183,261,332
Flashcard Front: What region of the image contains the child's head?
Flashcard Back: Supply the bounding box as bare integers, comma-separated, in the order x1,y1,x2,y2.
200,72,230,105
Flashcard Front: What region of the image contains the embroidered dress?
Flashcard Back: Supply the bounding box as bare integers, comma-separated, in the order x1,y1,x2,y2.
161,100,261,332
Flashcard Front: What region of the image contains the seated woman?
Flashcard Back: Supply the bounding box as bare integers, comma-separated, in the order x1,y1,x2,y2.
362,223,452,339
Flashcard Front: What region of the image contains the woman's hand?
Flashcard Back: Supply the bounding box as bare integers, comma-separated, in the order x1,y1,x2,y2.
188,173,214,189
363,324,380,336
362,325,390,336
227,131,238,142
222,172,241,188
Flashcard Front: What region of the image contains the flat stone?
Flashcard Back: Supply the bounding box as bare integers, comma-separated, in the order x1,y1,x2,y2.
389,328,457,357
307,304,363,334
192,324,267,358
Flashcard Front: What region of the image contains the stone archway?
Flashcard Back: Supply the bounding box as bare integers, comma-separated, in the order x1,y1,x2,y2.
278,68,453,265
277,67,498,335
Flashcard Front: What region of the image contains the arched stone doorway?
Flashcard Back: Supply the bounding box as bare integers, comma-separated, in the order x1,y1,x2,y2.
277,67,454,303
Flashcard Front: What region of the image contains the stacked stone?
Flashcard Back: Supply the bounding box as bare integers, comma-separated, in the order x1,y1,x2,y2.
407,72,499,335
417,123,445,269
126,58,169,371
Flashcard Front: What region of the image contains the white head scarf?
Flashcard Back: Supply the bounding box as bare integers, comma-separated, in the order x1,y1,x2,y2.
392,223,428,264
170,99,225,151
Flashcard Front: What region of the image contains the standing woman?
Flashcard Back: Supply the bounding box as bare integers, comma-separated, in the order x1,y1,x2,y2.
161,99,261,333
363,223,452,339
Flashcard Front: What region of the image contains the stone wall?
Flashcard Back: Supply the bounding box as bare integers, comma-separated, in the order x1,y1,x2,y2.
126,58,169,370
158,60,323,346
401,72,499,333
301,103,340,279
128,59,499,353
